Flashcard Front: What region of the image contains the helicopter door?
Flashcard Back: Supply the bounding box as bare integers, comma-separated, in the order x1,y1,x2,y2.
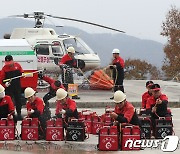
35,43,52,70
51,41,64,65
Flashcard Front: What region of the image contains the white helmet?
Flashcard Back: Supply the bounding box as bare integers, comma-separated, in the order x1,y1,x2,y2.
24,87,36,98
113,90,126,103
67,46,75,54
56,88,68,100
0,85,5,93
112,48,120,54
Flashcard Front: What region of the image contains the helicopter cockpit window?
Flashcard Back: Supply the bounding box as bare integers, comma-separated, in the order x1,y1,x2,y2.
63,38,94,54
35,44,49,55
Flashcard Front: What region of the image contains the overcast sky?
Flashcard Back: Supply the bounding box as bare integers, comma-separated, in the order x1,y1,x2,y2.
0,0,180,43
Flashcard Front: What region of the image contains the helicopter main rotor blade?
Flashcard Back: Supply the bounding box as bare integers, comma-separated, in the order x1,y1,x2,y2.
47,15,125,33
8,15,25,17
8,15,34,18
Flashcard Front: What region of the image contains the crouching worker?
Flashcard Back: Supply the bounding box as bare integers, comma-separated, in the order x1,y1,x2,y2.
146,84,169,118
110,90,140,126
24,87,50,139
146,84,170,134
55,88,78,124
38,72,65,108
0,84,16,122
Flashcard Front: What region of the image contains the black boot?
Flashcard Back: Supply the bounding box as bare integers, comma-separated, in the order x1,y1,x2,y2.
72,95,80,99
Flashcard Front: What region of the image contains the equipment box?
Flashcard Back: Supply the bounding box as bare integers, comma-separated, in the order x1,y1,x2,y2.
155,117,173,139
0,118,15,140
66,119,86,141
121,124,141,151
98,126,119,151
139,117,152,139
92,115,103,135
46,118,64,141
21,118,39,140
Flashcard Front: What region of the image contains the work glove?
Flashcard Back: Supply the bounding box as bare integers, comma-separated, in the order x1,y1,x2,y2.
59,109,66,114
27,110,34,115
7,114,13,120
5,82,11,87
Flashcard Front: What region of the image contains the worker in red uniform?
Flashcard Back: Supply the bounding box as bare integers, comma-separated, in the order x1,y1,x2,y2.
110,90,140,126
55,88,78,123
38,73,65,108
0,84,15,121
109,49,125,99
146,84,169,117
141,81,154,109
59,46,80,99
146,84,170,135
24,87,49,139
0,55,25,120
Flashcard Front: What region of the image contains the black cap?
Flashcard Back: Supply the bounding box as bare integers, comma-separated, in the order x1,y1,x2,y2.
5,55,13,62
146,80,154,87
151,84,161,91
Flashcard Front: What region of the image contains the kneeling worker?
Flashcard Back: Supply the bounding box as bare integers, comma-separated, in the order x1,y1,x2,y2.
0,84,16,121
110,90,140,126
24,87,48,139
55,88,78,122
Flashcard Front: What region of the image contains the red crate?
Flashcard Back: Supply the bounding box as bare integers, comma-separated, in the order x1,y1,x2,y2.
46,118,64,141
121,125,141,151
98,126,119,151
92,116,104,135
101,113,114,126
0,119,15,140
21,118,39,140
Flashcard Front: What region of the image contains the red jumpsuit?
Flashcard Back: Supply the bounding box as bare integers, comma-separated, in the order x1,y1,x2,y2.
59,54,77,91
146,93,169,130
114,101,140,125
0,62,23,116
56,97,78,121
26,97,44,118
43,76,65,91
26,97,47,138
141,91,152,109
59,54,77,67
111,56,125,92
0,95,15,118
146,94,168,110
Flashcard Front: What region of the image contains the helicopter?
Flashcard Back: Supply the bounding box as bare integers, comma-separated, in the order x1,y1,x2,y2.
8,12,125,73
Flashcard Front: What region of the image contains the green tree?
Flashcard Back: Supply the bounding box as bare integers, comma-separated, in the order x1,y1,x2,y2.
161,6,180,80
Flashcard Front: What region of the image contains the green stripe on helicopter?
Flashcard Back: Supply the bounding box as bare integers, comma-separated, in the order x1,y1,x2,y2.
0,51,35,55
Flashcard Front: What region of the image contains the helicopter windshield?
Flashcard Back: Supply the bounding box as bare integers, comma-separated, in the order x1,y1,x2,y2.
63,38,95,54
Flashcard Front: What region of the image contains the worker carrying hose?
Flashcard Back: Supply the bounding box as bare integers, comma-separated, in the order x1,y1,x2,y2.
59,46,81,99
109,49,125,99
